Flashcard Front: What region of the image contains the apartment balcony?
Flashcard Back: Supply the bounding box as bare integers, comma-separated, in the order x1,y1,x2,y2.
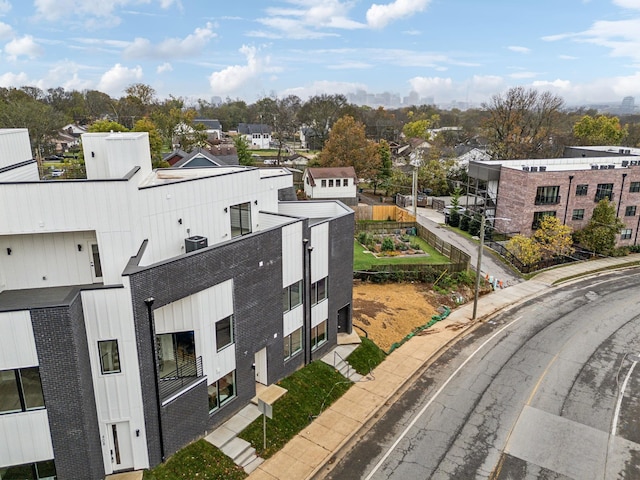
158,355,204,401
534,195,561,206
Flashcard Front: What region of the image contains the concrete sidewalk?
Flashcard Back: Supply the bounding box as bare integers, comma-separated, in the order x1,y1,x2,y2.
247,254,640,480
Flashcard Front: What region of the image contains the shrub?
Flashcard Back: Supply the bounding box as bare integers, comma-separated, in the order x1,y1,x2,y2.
381,237,395,251
449,209,460,227
459,210,471,231
357,231,369,245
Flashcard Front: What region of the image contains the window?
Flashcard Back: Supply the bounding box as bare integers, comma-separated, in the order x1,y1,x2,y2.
208,370,235,412
595,183,613,202
282,280,303,312
571,209,584,220
215,316,234,351
576,184,588,196
321,179,326,187
0,460,56,480
630,182,640,193
311,277,327,305
343,179,349,187
156,331,195,379
535,186,560,205
311,321,327,351
230,202,251,237
0,367,45,414
532,211,556,230
284,328,303,360
329,179,334,187
98,340,121,374
626,205,637,216
621,228,632,240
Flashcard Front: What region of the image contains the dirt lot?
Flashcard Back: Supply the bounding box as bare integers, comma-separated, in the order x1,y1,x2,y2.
352,280,475,352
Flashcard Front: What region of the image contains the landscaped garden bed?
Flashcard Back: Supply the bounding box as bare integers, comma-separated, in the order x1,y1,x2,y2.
357,230,426,257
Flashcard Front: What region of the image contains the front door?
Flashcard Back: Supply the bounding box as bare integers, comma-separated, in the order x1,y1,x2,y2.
108,422,133,472
89,242,103,283
254,348,267,385
337,304,351,334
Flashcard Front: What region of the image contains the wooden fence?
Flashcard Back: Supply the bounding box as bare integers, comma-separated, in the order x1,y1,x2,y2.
354,205,416,222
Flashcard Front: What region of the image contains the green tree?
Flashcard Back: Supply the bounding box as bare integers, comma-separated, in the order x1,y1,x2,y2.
573,114,627,145
88,120,128,132
449,187,462,227
317,115,381,181
253,95,301,164
234,135,253,166
372,139,392,195
459,210,471,231
482,86,565,159
298,94,349,149
532,215,574,259
402,118,436,140
505,235,542,265
132,118,167,168
575,199,625,255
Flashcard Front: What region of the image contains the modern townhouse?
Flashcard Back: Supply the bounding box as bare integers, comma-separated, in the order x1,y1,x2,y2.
0,129,354,479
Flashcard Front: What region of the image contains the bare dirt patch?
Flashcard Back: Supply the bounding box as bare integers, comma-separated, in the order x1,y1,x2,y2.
352,280,476,352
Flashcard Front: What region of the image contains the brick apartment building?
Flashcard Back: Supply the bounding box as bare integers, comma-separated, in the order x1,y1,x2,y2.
468,147,640,246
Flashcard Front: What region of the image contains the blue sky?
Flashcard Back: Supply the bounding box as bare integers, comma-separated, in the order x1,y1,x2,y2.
1,0,640,107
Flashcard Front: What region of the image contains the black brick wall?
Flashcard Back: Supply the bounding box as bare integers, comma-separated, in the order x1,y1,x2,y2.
31,297,104,480
161,380,209,456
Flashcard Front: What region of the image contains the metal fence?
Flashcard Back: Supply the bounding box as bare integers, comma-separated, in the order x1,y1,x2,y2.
485,241,594,274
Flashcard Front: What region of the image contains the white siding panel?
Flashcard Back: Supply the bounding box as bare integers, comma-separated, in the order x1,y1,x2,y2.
310,222,329,282
0,129,32,170
278,201,350,220
283,305,304,336
0,311,38,369
311,299,329,328
281,222,303,287
0,410,54,467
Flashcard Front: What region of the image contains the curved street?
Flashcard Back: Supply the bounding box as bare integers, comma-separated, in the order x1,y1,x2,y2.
323,268,640,479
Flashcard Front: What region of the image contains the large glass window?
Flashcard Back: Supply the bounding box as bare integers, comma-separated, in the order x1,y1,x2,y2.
208,370,236,413
595,183,614,202
284,328,303,360
311,321,327,351
0,460,56,480
282,280,303,312
215,316,234,351
311,278,328,305
630,182,640,193
0,367,45,414
230,202,251,238
156,331,195,379
535,186,560,205
576,184,588,196
98,340,121,374
626,205,637,216
621,228,632,240
572,209,585,220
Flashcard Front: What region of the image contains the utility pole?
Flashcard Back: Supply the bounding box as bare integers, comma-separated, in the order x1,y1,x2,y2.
472,213,486,320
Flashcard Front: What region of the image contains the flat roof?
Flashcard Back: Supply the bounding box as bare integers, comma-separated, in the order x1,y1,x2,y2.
471,156,638,172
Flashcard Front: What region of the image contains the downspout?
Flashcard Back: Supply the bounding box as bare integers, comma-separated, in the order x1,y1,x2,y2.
563,175,574,225
144,297,165,463
617,173,628,217
303,238,313,365
635,214,640,245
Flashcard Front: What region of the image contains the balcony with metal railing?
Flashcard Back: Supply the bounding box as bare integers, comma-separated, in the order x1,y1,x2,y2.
534,194,561,205
158,355,204,401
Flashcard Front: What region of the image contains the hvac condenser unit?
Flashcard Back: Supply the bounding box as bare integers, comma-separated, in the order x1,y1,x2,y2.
185,236,208,252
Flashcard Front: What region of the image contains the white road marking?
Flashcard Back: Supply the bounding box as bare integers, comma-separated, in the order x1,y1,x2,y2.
611,359,636,437
363,315,524,480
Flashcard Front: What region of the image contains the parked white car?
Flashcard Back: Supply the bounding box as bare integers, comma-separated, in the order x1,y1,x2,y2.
51,169,65,177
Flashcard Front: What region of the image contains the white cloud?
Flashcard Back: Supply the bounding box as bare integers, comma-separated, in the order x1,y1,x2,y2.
209,45,271,95
157,62,173,74
509,71,538,79
254,0,365,39
508,46,531,54
366,0,431,29
0,0,11,15
0,21,12,39
559,54,578,60
124,23,216,59
613,0,640,9
327,61,372,69
4,35,44,61
97,63,143,96
0,71,30,87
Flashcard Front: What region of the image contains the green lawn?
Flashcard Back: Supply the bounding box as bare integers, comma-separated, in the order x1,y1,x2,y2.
346,337,386,375
142,439,247,480
238,361,351,458
354,236,450,271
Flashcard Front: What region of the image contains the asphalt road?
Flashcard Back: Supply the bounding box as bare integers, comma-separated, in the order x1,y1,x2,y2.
322,269,640,479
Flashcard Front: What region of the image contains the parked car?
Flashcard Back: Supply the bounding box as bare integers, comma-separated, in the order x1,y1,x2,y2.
45,155,64,161
51,169,65,177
